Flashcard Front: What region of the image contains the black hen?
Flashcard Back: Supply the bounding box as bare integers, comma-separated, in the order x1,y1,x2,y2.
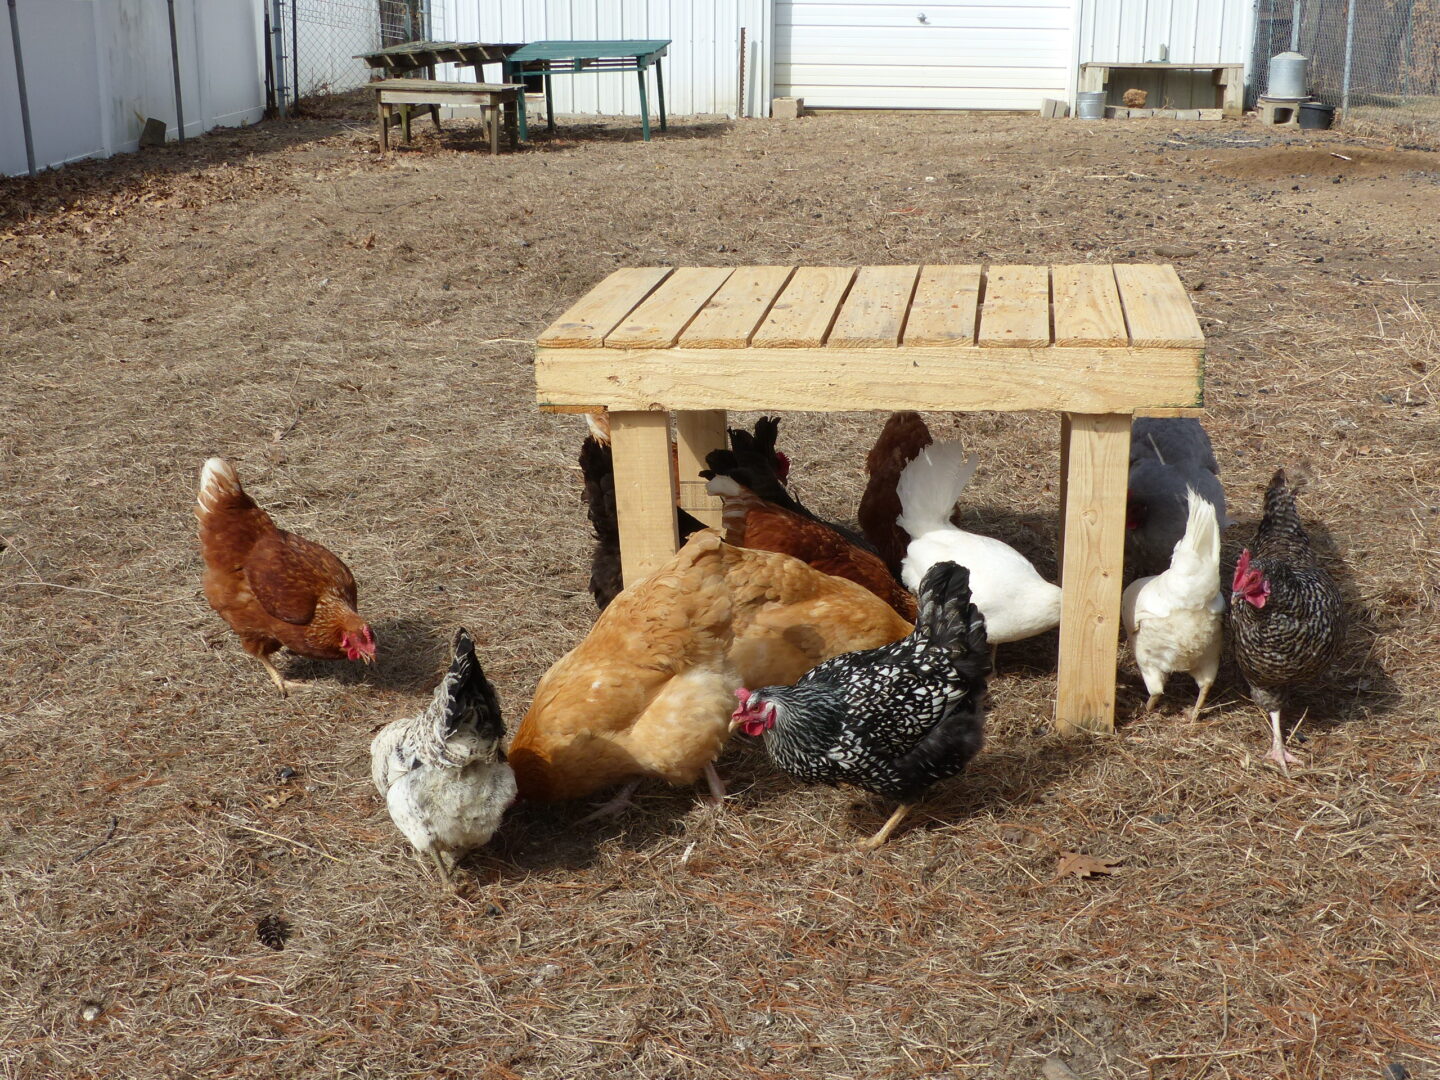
1228,468,1344,775
579,424,706,610
1127,417,1230,579
731,561,990,848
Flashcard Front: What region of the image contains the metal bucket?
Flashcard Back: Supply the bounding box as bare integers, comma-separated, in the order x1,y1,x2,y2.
1075,91,1107,120
1268,51,1309,100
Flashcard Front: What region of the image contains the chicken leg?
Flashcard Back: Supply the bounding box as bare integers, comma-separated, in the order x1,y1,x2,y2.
575,778,644,825
857,803,912,850
702,762,727,807
255,653,307,698
1263,708,1300,776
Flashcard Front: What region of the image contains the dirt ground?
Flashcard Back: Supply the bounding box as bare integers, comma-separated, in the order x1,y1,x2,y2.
2,95,1439,1080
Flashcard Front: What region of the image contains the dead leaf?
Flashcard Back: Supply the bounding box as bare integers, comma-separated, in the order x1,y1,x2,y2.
264,789,302,810
361,232,375,250
1041,1056,1083,1080
1053,851,1123,880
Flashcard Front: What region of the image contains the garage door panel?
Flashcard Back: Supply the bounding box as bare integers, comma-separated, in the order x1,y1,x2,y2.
776,64,1070,89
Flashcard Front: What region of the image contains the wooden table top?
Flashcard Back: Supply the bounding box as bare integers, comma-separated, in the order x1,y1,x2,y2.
536,263,1203,352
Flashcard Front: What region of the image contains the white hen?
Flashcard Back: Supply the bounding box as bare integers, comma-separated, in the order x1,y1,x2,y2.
1121,489,1226,718
897,441,1062,647
370,628,517,887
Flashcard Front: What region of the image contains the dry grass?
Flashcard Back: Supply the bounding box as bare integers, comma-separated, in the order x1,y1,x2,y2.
1,97,1439,1079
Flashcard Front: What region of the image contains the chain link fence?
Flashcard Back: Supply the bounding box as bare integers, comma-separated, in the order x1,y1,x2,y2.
266,0,443,113
1253,0,1440,137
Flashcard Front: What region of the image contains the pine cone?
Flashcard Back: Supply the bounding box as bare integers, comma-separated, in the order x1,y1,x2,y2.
256,913,290,951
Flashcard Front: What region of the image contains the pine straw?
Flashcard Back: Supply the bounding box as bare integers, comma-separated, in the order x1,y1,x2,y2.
1,98,1438,1080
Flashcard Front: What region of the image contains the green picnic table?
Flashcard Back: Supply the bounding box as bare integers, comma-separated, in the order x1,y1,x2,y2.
502,40,670,142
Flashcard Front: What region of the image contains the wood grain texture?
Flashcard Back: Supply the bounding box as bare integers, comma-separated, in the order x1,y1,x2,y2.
1114,264,1205,348
1052,264,1128,346
608,411,680,588
1055,412,1131,733
678,266,793,348
903,264,981,346
536,267,673,348
751,266,856,348
978,265,1052,348
827,265,919,348
536,345,1204,413
605,267,734,349
674,410,727,528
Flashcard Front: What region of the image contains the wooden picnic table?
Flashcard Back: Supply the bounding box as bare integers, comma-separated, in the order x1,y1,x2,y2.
356,40,522,80
533,263,1206,735
372,79,521,155
503,40,671,141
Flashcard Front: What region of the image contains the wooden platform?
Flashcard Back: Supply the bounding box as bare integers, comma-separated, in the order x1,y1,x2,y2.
372,79,521,155
534,264,1206,734
1079,62,1245,118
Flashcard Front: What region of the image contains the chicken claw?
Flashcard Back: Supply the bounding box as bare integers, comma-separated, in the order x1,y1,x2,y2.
857,803,913,850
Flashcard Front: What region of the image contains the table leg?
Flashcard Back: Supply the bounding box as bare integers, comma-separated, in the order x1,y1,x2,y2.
377,101,389,154
430,104,442,132
400,104,412,143
1055,412,1130,734
507,62,529,142
489,101,500,156
638,64,652,141
674,410,728,529
1056,412,1072,581
544,71,556,132
610,411,681,589
656,58,667,131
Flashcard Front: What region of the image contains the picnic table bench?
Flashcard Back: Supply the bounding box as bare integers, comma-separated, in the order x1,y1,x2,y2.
372,79,521,155
533,264,1205,734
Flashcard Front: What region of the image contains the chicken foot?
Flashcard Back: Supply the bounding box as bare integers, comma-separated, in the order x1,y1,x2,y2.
419,847,457,892
702,762,727,807
255,654,307,698
1189,680,1213,722
857,803,913,850
575,779,644,825
1263,708,1300,777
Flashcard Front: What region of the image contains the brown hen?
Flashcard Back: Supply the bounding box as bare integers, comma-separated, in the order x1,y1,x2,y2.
197,458,375,696
858,411,934,578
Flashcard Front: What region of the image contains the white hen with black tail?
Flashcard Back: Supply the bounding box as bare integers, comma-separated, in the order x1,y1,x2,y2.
370,628,517,886
731,561,990,849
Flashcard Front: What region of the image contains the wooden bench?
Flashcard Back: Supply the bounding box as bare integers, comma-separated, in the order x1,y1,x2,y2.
372,79,521,156
1079,62,1245,117
534,264,1205,734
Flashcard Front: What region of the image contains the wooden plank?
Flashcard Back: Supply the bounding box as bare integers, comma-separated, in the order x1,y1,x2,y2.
903,265,981,347
1052,264,1128,347
535,267,673,348
751,266,856,348
605,267,734,349
677,266,793,348
1113,264,1205,348
674,410,727,528
608,411,680,588
1056,412,1071,584
827,265,920,348
1055,412,1131,733
536,344,1204,413
978,265,1052,348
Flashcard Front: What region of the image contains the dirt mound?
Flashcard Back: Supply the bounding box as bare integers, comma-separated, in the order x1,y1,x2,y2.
1206,143,1437,179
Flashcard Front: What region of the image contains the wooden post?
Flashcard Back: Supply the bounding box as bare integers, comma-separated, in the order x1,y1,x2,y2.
609,411,680,589
1056,412,1072,582
1055,412,1130,734
674,410,728,528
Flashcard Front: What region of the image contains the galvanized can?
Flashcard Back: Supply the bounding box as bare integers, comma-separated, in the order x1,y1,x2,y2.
1075,91,1107,120
1268,52,1309,100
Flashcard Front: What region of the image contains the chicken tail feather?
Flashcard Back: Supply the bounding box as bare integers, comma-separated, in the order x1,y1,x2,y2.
896,440,979,537
914,561,991,680
197,457,246,517
439,628,506,746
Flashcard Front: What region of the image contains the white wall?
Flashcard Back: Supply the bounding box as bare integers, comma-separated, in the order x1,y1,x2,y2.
1078,0,1254,65
434,0,772,118
1,0,264,176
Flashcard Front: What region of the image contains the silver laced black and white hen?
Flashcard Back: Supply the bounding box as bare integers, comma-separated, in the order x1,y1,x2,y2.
370,628,517,886
1229,468,1344,775
730,561,990,849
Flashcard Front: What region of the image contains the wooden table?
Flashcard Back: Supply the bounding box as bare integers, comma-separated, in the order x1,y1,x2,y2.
372,79,521,155
503,40,670,141
356,40,522,80
535,264,1206,734
1079,62,1245,117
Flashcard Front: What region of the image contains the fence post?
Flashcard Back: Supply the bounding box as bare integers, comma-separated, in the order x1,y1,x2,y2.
1341,0,1355,119
6,0,35,175
166,0,186,142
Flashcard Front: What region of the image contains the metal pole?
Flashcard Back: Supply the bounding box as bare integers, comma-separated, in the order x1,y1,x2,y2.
1290,0,1301,52
737,27,746,119
1341,0,1355,118
270,0,287,117
290,0,299,111
6,0,35,175
166,0,185,142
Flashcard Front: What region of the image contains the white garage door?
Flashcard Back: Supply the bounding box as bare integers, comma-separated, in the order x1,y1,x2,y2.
775,0,1075,110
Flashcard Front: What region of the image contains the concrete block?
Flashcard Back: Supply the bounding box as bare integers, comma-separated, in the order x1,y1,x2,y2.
771,96,804,120
139,117,167,148
1039,98,1070,119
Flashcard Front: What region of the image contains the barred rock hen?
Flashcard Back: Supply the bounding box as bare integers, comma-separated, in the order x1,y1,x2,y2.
370,629,516,887
731,561,990,849
858,411,934,578
1122,489,1225,719
705,460,917,622
1229,468,1344,774
1128,417,1231,579
197,457,375,696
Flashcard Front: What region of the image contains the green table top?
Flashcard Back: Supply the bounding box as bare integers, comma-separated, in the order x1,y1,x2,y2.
506,40,670,63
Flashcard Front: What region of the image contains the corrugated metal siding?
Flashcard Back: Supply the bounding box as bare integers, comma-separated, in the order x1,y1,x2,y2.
775,0,1075,110
1,0,263,176
435,0,772,117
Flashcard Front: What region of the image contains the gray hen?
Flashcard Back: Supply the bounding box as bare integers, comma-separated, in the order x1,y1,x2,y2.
370,629,516,886
1127,417,1231,579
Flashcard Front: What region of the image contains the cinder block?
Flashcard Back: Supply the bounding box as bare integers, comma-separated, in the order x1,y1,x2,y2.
771,96,804,120
1039,98,1070,119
